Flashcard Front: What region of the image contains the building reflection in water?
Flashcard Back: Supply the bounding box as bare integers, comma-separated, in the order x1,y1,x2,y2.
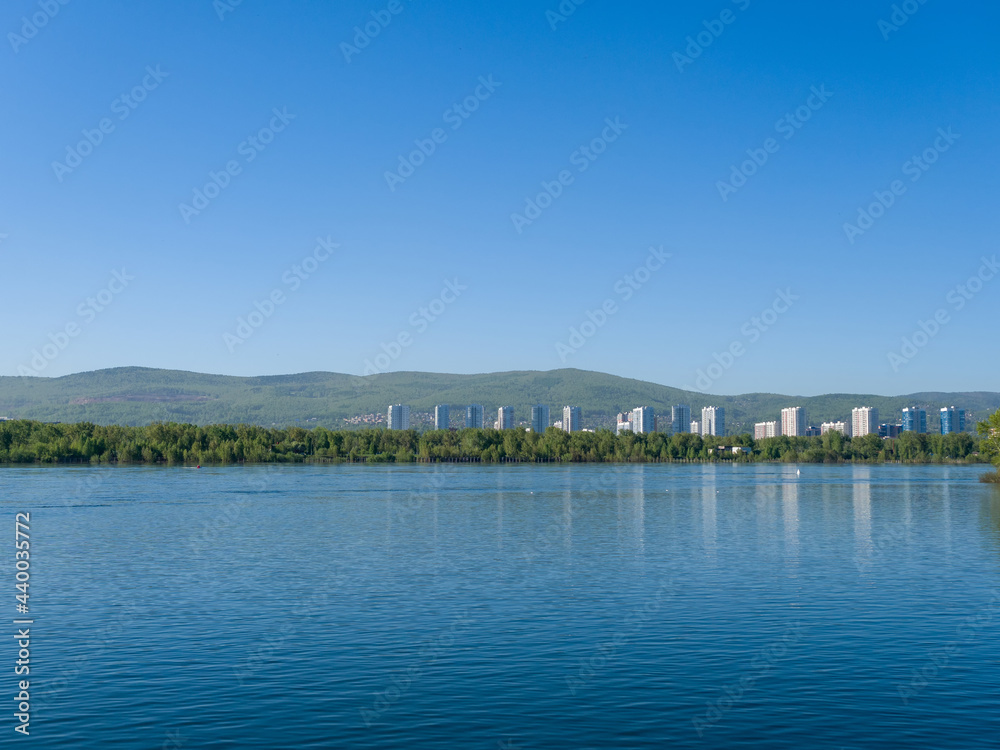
495,485,503,550
941,480,952,557
783,482,799,564
980,489,1000,555
702,473,717,561
853,467,873,569
617,467,645,556
757,482,778,541
563,487,573,552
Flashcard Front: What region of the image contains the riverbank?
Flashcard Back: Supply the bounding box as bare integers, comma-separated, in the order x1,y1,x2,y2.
0,420,988,466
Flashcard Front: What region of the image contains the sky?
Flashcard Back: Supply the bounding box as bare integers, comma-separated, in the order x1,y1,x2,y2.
2,0,998,396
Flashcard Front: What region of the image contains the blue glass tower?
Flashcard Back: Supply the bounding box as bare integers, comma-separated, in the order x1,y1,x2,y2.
671,405,691,434
531,405,550,434
940,407,966,435
902,408,927,434
466,404,484,429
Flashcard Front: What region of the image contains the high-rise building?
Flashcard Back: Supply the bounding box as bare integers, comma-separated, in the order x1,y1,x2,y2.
631,406,655,434
901,407,927,434
940,407,966,435
754,421,780,439
616,412,632,435
690,420,701,434
879,424,903,439
530,405,550,434
702,406,725,437
387,404,410,430
434,405,450,431
781,407,806,437
672,405,691,434
821,421,850,436
466,404,484,429
497,406,515,430
852,407,879,438
562,406,581,433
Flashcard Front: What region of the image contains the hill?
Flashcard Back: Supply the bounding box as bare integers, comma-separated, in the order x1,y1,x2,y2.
0,367,996,433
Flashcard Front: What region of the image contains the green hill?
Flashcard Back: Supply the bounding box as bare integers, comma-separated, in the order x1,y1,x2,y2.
0,367,996,433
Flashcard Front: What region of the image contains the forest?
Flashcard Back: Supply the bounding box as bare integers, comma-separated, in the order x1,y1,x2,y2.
0,419,995,466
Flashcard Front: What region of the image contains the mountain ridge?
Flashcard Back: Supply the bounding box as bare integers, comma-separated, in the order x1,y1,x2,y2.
1,367,996,432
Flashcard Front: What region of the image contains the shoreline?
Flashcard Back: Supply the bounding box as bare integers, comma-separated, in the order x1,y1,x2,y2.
0,420,990,468
0,457,991,468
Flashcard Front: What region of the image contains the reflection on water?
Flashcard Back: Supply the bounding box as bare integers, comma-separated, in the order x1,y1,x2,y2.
2,463,998,750
562,487,573,551
757,481,778,541
496,488,503,550
782,482,799,564
942,480,952,556
980,489,1000,554
701,469,717,560
853,467,873,568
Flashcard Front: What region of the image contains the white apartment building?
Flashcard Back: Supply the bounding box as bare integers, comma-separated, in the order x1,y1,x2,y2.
852,407,879,438
631,406,655,434
701,406,725,437
754,421,780,439
821,421,850,436
616,412,632,435
781,407,806,437
562,406,581,433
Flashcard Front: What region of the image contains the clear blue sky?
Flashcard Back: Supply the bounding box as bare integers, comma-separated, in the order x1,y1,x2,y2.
2,0,997,396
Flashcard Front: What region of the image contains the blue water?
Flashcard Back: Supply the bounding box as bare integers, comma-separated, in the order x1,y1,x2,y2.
2,464,999,748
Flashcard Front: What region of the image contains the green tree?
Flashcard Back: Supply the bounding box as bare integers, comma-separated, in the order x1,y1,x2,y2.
979,409,1000,468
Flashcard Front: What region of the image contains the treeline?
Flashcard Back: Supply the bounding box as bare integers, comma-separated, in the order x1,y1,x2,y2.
0,420,988,465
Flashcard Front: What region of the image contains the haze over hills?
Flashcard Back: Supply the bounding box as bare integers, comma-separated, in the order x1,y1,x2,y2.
1,368,996,433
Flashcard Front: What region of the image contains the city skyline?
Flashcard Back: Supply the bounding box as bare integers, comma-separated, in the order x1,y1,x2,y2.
388,398,979,438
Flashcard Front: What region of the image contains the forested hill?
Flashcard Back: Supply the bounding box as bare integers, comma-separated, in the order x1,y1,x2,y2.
0,367,997,432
